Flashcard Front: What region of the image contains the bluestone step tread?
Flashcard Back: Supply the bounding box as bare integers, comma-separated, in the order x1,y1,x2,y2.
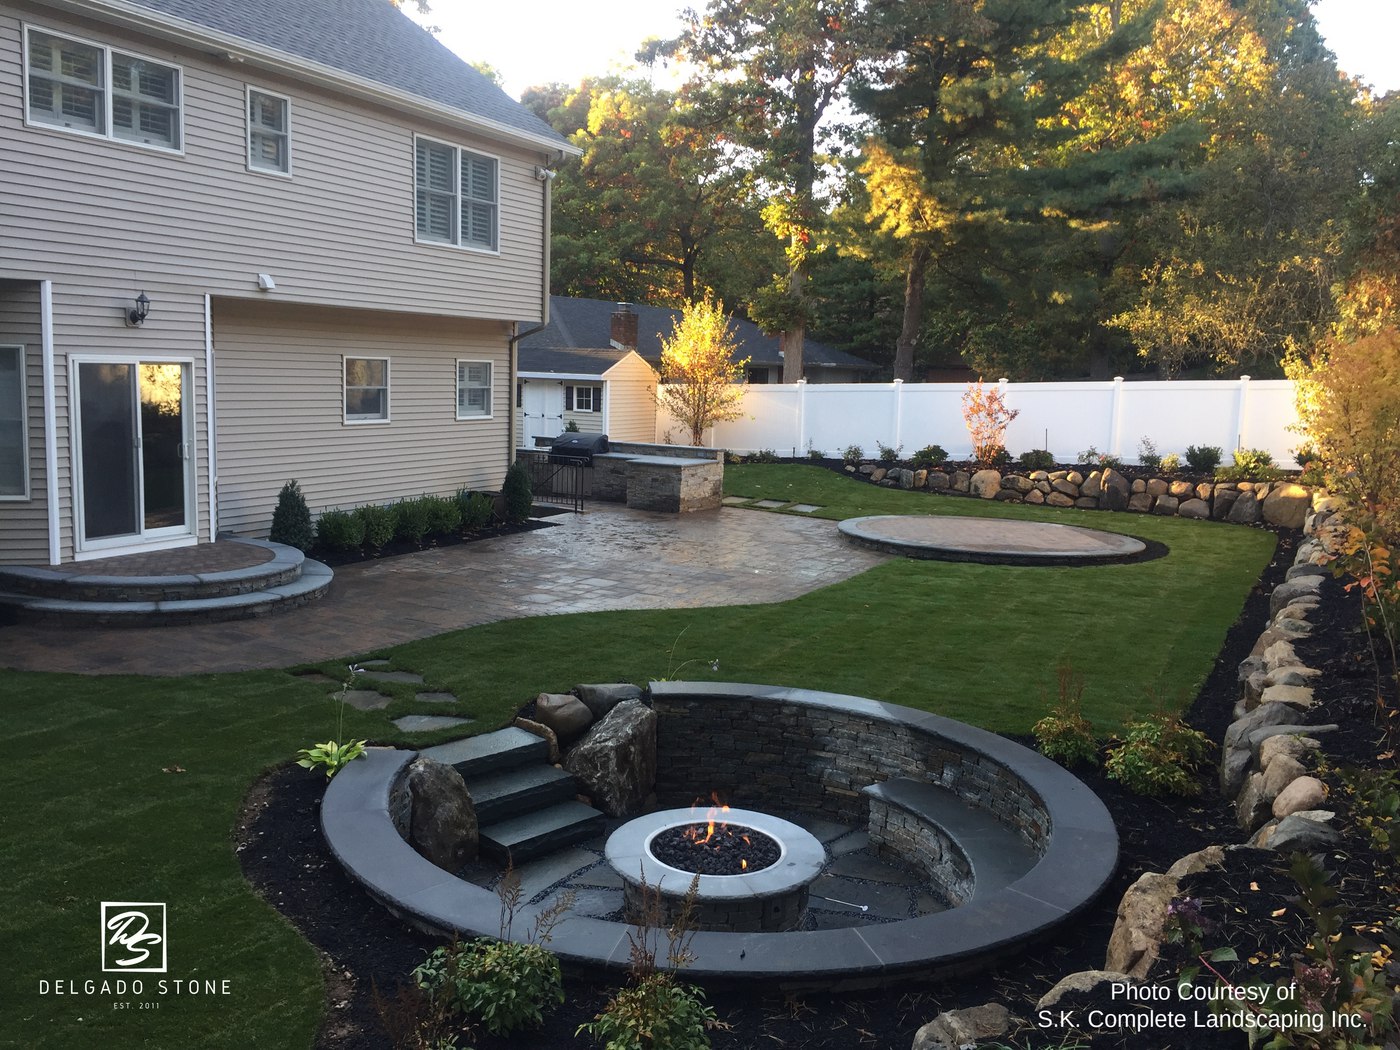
466,765,578,823
863,778,1039,897
419,726,548,779
479,800,606,862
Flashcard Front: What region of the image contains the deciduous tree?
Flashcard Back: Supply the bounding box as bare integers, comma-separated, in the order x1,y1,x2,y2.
655,295,750,445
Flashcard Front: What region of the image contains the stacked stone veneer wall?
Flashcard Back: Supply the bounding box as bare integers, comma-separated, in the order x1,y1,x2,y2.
852,463,1315,529
627,458,723,513
866,799,976,905
650,692,1050,854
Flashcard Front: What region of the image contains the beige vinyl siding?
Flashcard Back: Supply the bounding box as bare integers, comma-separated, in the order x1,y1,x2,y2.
603,354,659,442
212,300,509,537
561,383,605,436
0,282,47,563
0,4,549,323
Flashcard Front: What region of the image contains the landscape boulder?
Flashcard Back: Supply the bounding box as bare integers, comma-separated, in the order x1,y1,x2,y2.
1273,775,1326,818
574,682,643,720
534,691,594,744
564,699,657,818
1262,483,1311,528
1213,488,1240,519
911,1004,1012,1050
401,756,478,870
1100,468,1131,510
1152,495,1179,516
971,469,1002,498
1227,490,1261,524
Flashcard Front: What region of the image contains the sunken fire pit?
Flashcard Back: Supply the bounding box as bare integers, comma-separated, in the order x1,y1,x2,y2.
605,806,825,932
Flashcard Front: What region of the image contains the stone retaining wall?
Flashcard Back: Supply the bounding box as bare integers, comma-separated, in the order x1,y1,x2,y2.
651,691,1050,853
866,799,974,905
853,462,1315,529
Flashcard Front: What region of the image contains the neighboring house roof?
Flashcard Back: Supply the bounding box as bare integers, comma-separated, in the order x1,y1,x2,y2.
521,296,879,373
85,0,570,152
518,347,634,377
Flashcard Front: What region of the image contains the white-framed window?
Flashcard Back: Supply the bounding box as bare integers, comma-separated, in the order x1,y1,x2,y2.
247,87,290,175
456,360,492,419
344,357,389,424
0,346,28,499
565,384,601,413
414,135,499,252
24,26,182,152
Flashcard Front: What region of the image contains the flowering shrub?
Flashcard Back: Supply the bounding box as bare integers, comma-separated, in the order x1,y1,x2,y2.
962,381,1019,466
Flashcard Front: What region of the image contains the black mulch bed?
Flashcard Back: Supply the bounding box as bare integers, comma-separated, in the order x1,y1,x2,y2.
237,524,1400,1050
310,517,557,569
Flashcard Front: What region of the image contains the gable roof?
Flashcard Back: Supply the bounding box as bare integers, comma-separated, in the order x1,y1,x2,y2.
522,296,878,373
518,346,635,378
69,0,571,153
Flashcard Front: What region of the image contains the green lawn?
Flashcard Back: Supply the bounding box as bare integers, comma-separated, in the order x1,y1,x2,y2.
0,465,1276,1048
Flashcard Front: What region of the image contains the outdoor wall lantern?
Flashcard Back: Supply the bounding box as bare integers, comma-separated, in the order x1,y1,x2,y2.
126,292,151,327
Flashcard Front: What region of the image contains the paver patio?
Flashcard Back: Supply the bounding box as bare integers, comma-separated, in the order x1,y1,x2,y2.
0,505,884,676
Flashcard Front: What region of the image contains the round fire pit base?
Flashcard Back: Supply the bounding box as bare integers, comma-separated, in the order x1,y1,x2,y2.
605,808,825,933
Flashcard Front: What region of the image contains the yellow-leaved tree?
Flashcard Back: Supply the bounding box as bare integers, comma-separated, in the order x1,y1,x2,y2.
655,295,750,447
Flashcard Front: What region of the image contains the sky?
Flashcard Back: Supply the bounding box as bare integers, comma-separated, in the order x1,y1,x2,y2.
421,0,1399,100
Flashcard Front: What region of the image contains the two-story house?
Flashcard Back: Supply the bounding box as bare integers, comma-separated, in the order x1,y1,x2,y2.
0,0,574,566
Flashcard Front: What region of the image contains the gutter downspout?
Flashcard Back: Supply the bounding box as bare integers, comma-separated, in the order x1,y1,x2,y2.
507,155,559,464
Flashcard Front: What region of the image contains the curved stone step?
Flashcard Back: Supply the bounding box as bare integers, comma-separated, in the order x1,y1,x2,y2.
0,539,305,602
0,557,332,626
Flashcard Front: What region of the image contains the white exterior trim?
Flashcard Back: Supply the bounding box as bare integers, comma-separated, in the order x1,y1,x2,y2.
72,533,196,562
40,280,59,565
204,293,217,541
517,370,609,383
343,354,391,425
244,84,293,178
39,0,581,157
0,345,30,501
454,358,494,421
22,22,186,156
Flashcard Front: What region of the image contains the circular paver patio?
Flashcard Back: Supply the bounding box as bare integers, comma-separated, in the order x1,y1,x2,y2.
838,514,1148,565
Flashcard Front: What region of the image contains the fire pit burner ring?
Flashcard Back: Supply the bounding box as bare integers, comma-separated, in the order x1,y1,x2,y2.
605,808,825,932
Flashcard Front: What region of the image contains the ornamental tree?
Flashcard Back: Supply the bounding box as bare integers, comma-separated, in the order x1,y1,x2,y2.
655,295,750,446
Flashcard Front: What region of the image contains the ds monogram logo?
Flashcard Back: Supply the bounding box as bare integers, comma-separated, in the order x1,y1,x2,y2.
100,902,167,973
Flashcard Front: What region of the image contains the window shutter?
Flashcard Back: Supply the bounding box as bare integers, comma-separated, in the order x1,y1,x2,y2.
564,386,573,411
596,385,604,415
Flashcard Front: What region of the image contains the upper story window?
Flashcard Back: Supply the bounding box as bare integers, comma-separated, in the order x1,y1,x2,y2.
414,136,498,252
344,357,389,424
456,361,492,419
247,88,290,174
0,346,28,500
24,27,182,152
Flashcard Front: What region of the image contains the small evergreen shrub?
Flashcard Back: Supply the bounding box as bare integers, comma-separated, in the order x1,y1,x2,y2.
580,972,716,1050
414,939,563,1038
841,444,864,466
1018,448,1055,471
1158,452,1182,473
1032,662,1098,768
458,489,494,532
269,480,314,551
875,441,903,464
394,496,433,547
356,504,395,551
1104,714,1213,797
503,460,533,523
1185,444,1223,473
912,444,949,466
315,508,365,553
422,494,463,538
1138,437,1161,470
1223,447,1276,478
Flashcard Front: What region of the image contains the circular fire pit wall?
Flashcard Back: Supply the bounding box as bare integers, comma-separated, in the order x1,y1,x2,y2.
605,808,826,932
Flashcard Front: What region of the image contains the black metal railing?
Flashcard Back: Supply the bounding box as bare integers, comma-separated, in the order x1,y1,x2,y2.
517,450,589,512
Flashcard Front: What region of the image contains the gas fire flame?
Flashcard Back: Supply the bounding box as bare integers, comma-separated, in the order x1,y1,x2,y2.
684,792,731,848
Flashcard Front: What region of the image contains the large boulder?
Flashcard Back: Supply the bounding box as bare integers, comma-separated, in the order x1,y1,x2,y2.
1127,492,1154,513
1100,468,1131,510
1269,574,1325,616
1265,812,1340,852
1153,495,1180,516
1046,492,1076,508
534,691,594,744
1081,471,1103,498
911,1004,1012,1050
402,756,478,870
1227,490,1261,524
1146,478,1169,497
1104,871,1178,977
564,699,658,818
1051,479,1080,497
1002,474,1035,494
573,683,643,721
1178,498,1210,520
951,470,971,493
971,469,1002,498
1213,488,1240,520
1039,971,1142,1013
1262,483,1311,528
1273,776,1326,818
928,471,950,491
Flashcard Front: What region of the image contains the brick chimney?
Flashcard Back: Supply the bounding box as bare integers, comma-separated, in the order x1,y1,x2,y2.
610,302,638,350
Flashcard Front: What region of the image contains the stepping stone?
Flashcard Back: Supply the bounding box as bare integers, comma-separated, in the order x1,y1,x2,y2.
510,847,597,901
358,659,392,669
828,830,870,857
359,670,425,684
415,691,459,705
566,888,624,919
827,852,918,885
571,866,623,890
752,499,788,509
392,715,472,733
341,689,391,711
788,814,851,843
789,504,822,513
721,496,751,505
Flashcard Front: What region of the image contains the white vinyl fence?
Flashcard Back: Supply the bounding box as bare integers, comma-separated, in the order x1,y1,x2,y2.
655,377,1303,465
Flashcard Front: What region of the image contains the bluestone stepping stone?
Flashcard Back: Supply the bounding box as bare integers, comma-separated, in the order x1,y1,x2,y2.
752,499,788,509
789,504,822,513
828,830,870,857
827,852,919,885
810,875,912,921
341,689,391,711
358,659,392,669
510,846,597,901
809,908,873,930
359,669,426,684
420,726,548,779
415,691,459,705
571,866,624,890
566,888,624,919
392,715,472,733
721,496,750,505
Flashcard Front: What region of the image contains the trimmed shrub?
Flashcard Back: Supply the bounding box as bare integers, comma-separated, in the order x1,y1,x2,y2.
1017,448,1055,471
875,441,903,464
841,444,864,466
1159,452,1182,473
394,496,433,546
356,504,395,551
1185,444,1223,473
458,489,495,532
503,460,533,523
422,494,463,538
315,508,365,553
1105,715,1213,798
912,444,949,466
269,480,314,551
1225,447,1276,477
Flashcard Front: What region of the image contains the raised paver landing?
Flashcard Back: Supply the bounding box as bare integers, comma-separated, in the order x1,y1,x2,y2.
0,505,884,675
839,514,1148,565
